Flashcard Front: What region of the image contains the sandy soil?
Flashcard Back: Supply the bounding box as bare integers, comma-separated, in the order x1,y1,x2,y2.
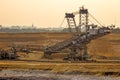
0,33,119,78
0,61,120,76
0,33,119,60
88,33,120,58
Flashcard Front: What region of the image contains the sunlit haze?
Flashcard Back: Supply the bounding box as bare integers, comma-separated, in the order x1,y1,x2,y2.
0,0,120,28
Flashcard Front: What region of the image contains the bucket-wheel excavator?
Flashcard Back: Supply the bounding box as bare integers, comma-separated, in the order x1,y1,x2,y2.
44,7,112,61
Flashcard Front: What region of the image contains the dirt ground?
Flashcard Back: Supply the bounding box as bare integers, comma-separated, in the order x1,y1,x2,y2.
0,69,120,80
0,33,120,78
0,33,119,60
0,61,120,76
88,33,120,58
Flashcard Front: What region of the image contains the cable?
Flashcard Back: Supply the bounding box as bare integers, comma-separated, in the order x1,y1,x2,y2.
89,19,94,24
59,17,65,28
89,13,104,27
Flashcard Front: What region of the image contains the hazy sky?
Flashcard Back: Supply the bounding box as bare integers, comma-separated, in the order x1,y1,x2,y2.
0,0,119,28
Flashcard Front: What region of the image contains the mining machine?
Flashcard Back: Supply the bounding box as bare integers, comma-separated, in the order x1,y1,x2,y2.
0,44,42,60
0,46,17,59
44,7,112,61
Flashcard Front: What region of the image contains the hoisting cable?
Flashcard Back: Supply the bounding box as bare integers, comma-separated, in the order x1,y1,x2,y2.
89,13,104,27
59,17,65,28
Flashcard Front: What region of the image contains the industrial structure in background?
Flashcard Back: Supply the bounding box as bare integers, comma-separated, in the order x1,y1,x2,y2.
44,7,113,61
0,7,114,60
